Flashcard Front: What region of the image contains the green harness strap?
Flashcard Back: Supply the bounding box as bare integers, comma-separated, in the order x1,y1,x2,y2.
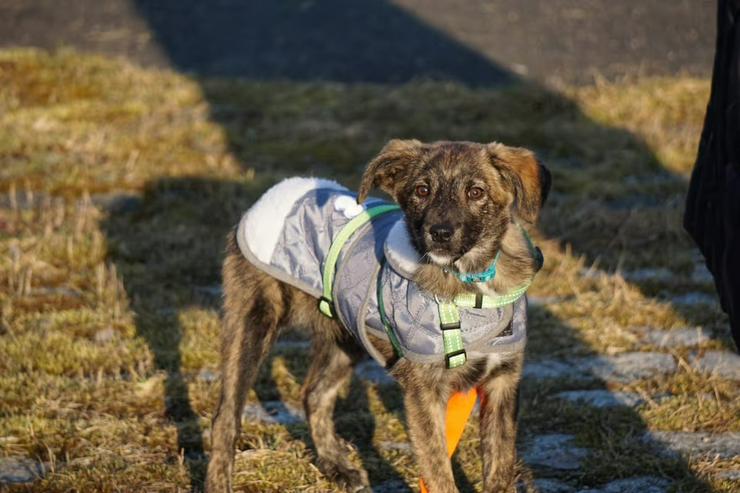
438,301,467,368
453,283,531,309
318,204,401,318
437,283,531,369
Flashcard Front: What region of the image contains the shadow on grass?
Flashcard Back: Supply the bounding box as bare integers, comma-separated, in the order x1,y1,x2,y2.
97,1,721,491
258,339,430,490
101,178,262,491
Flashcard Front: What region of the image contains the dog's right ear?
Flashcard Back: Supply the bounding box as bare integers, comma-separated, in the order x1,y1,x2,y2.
357,139,422,204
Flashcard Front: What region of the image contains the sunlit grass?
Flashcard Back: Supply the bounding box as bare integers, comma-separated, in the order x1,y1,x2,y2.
0,49,734,492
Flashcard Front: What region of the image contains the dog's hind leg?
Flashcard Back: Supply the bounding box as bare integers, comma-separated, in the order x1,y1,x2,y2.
206,241,285,493
303,333,370,492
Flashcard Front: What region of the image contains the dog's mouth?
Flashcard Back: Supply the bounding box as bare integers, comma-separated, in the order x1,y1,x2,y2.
422,238,496,274
418,233,473,268
422,242,472,268
425,250,457,267
410,224,487,270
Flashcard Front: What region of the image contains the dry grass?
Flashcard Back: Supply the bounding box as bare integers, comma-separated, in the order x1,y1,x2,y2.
0,49,736,492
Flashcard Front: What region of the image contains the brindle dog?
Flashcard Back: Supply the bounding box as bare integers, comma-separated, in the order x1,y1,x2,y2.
206,140,551,493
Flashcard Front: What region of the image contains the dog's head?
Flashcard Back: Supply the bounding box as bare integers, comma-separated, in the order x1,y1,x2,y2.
357,139,550,273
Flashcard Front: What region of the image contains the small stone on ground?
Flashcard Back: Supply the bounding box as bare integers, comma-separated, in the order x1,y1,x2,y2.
555,390,644,408
0,457,45,484
522,434,589,470
643,431,740,459
691,264,714,284
573,353,676,383
242,401,305,425
671,292,717,306
623,268,673,282
691,350,740,380
641,327,711,348
578,476,670,493
94,326,117,344
35,286,81,298
523,360,575,380
377,441,412,453
532,478,575,492
525,353,676,383
197,368,219,383
716,470,740,481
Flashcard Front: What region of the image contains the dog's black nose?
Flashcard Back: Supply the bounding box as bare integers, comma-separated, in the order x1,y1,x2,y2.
430,224,454,243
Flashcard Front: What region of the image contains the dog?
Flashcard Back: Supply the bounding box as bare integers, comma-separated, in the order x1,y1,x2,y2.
206,139,551,493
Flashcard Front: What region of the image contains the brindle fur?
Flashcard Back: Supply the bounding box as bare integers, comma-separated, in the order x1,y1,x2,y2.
206,140,550,493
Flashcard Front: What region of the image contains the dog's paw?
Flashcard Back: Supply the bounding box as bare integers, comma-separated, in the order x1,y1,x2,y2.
204,469,232,493
204,452,234,493
317,458,370,492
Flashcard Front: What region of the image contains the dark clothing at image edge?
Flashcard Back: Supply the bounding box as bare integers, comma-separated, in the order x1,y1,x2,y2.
684,0,740,349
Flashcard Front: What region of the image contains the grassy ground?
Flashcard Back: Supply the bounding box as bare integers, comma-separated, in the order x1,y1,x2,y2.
0,49,737,492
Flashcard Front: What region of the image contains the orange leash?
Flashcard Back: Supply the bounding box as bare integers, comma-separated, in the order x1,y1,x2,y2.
419,388,478,493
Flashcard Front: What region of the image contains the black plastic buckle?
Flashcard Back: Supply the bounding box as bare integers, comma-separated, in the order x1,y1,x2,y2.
318,296,335,318
440,321,461,331
445,349,467,368
474,293,484,309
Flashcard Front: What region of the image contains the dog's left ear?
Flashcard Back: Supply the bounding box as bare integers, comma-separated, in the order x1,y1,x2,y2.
487,143,551,223
357,139,423,204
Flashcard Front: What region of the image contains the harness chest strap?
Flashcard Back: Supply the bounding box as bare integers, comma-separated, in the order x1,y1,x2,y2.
436,282,531,369
438,301,466,368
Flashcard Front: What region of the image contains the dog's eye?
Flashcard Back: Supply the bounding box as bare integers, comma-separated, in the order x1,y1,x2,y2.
415,185,430,197
467,186,485,199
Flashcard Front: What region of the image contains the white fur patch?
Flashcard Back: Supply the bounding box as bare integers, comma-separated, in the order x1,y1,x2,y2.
427,252,454,266
241,177,347,263
333,194,366,218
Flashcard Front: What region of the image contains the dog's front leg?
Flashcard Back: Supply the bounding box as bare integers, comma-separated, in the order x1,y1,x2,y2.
404,385,458,493
478,357,522,493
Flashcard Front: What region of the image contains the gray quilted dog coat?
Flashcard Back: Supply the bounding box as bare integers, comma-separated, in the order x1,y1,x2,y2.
237,178,527,367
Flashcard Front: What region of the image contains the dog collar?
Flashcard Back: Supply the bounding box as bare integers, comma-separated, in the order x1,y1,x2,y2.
445,224,544,285
447,251,502,284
